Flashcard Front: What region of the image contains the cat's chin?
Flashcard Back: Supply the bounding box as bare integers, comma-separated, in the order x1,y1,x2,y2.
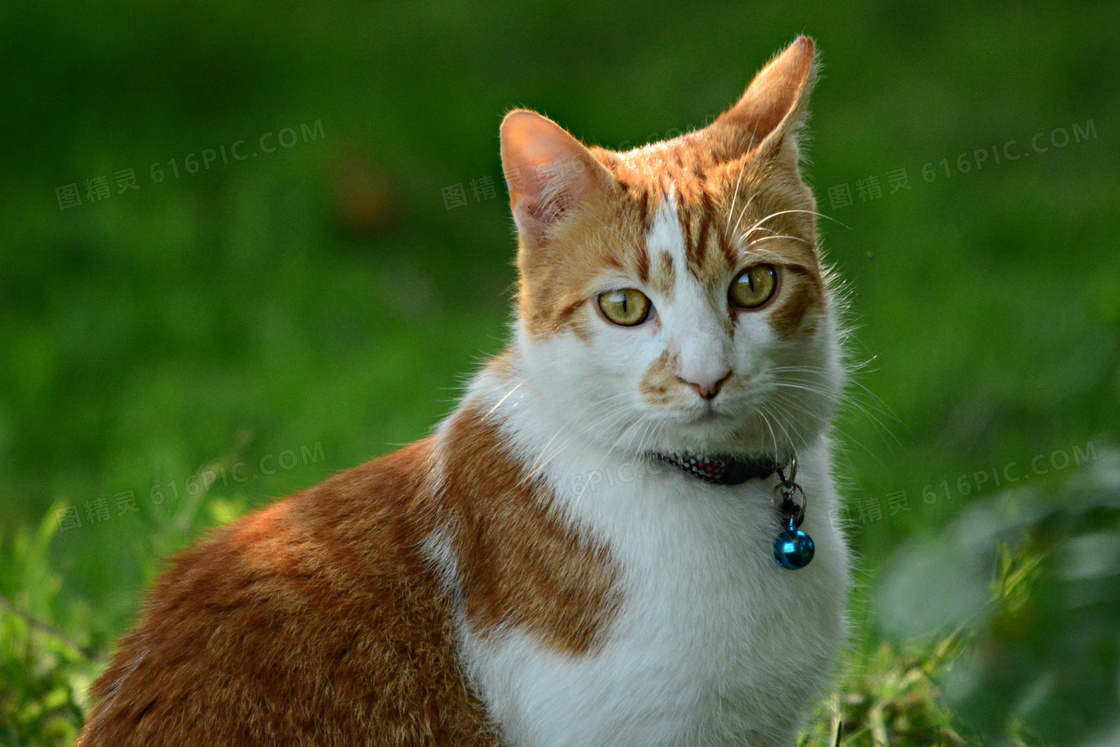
682,408,723,426
673,404,761,434
648,417,750,455
642,406,811,460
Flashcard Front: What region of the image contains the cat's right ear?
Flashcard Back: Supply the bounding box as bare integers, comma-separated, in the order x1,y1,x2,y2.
500,110,615,247
708,35,818,164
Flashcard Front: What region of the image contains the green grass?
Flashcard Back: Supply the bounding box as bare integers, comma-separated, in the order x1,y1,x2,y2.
2,1,1119,743
9,474,1113,745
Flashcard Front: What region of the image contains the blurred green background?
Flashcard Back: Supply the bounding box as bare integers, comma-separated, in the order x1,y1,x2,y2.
2,1,1118,744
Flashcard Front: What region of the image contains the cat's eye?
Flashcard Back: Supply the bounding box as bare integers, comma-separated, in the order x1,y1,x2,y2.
729,264,778,309
598,289,652,327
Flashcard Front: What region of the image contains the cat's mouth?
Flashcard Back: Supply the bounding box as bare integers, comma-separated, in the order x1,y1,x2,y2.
677,401,751,432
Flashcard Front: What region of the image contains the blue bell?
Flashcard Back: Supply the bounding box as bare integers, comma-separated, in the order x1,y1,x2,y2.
773,519,814,570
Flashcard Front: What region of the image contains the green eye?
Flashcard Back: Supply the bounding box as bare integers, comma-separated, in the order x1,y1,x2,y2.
598,289,652,326
729,264,778,309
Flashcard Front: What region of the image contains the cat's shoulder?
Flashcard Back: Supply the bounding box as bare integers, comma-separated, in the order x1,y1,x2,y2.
80,437,499,745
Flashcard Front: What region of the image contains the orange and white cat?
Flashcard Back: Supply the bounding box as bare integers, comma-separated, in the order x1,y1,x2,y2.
80,36,850,746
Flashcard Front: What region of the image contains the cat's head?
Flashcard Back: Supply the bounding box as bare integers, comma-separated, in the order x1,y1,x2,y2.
499,37,844,461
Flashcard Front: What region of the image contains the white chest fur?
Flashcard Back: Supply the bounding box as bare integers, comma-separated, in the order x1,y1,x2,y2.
452,405,850,746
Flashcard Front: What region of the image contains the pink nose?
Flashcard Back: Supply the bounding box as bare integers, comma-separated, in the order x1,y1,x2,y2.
676,370,732,400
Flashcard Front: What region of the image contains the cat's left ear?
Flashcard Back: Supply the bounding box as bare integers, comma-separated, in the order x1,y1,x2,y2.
500,110,616,247
708,35,819,163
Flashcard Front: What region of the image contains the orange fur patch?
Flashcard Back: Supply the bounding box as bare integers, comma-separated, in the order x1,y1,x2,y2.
80,442,500,745
435,404,621,655
80,397,620,745
638,348,681,408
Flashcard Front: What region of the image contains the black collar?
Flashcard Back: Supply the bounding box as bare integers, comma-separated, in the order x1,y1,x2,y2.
655,453,785,485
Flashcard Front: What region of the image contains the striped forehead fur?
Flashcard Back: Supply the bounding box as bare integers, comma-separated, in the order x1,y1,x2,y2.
515,138,825,340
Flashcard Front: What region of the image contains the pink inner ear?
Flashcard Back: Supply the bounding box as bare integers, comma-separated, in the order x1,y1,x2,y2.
500,110,606,244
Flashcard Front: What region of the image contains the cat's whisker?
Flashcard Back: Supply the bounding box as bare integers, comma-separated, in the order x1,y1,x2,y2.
541,397,645,471
573,425,639,500
725,160,749,234
765,390,832,426
731,192,758,242
756,406,783,463
773,380,900,449
765,395,875,460
582,407,656,487
770,360,904,427
781,412,879,473
747,233,814,247
527,399,640,481
767,380,842,403
491,388,640,483
742,208,850,236
769,389,888,466
486,379,527,417
636,416,668,460
757,401,796,461
842,377,903,426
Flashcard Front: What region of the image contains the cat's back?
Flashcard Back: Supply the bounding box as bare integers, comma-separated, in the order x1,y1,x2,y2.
79,438,497,746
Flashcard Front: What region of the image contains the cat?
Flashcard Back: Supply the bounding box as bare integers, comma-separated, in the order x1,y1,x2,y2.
79,35,850,746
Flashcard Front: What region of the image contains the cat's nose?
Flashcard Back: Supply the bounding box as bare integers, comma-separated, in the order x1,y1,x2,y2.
676,370,732,401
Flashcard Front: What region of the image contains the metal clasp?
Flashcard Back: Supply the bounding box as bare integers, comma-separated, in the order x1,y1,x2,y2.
772,455,807,528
